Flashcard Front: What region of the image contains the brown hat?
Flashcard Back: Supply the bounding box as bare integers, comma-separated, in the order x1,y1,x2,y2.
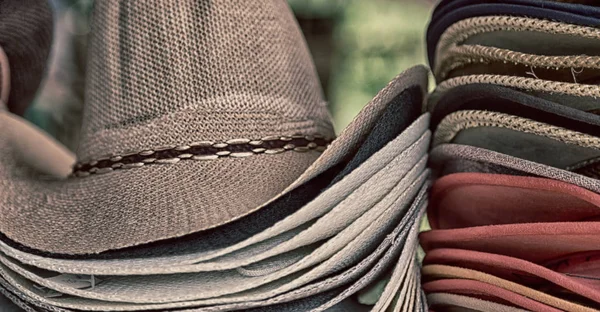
0,0,337,255
0,0,430,256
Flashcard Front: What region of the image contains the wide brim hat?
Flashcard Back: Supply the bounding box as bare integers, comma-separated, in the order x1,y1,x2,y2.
425,248,600,306
433,110,600,169
429,84,600,133
421,269,580,312
426,0,600,66
0,115,430,310
429,143,600,193
0,1,430,257
428,172,600,230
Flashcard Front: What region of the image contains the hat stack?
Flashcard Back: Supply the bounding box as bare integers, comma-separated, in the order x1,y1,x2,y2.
422,0,600,311
0,1,431,311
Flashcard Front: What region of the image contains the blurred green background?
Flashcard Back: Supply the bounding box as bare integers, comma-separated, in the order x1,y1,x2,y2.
28,0,433,151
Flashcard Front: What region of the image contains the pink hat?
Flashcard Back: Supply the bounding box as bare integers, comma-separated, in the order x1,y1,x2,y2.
422,279,562,312
420,222,600,263
428,173,600,230
424,248,600,305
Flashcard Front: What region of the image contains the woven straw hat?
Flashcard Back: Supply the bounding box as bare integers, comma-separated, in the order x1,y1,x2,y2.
425,248,600,305
0,0,336,255
0,0,53,115
422,265,596,312
427,293,529,312
0,1,429,256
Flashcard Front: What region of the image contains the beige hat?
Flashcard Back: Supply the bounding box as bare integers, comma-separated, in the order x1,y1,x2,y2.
432,110,600,169
427,293,529,312
0,0,410,255
0,1,432,256
433,15,600,80
428,74,600,111
422,265,597,312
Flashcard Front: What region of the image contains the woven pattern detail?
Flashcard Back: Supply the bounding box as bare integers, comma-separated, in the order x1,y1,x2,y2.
434,110,600,149
80,0,333,160
436,44,600,79
431,75,600,107
436,16,600,63
73,134,332,177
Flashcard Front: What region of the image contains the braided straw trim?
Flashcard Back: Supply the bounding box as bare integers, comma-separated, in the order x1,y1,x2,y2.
428,74,600,110
436,44,600,79
436,16,600,63
72,134,332,177
433,110,600,149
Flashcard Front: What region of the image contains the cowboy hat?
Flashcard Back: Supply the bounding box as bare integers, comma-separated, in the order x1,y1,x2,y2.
0,1,431,256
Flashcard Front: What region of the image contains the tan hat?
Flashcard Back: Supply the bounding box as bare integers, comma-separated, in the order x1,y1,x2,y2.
433,15,600,81
0,1,430,257
422,265,597,312
0,0,432,255
433,110,600,169
427,293,529,312
428,74,600,110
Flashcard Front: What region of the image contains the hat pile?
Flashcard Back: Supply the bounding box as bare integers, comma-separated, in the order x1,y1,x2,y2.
0,1,431,311
422,0,600,311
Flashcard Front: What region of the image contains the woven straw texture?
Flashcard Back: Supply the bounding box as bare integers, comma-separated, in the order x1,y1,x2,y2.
427,293,529,312
79,0,333,161
428,74,600,109
433,110,600,148
435,45,600,79
0,0,53,115
422,265,596,312
0,0,342,255
435,16,600,66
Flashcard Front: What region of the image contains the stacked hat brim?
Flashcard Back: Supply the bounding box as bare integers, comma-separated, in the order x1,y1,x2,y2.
422,0,600,311
0,1,432,310
0,70,431,312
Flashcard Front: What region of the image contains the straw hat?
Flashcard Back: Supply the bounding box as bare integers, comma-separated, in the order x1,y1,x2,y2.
0,0,336,255
422,265,596,312
425,248,600,305
429,143,600,193
0,0,430,257
0,0,53,115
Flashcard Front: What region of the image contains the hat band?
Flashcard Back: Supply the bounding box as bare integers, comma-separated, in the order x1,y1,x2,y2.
72,134,333,177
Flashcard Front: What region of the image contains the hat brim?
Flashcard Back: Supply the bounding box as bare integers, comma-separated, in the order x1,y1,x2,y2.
420,222,600,264
433,110,600,168
430,143,600,193
0,66,428,256
427,292,529,312
427,2,600,66
430,84,600,134
0,168,428,309
422,272,568,312
428,172,600,230
0,114,430,276
425,248,600,305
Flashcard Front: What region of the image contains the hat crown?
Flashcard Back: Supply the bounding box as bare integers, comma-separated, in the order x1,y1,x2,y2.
79,0,333,161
